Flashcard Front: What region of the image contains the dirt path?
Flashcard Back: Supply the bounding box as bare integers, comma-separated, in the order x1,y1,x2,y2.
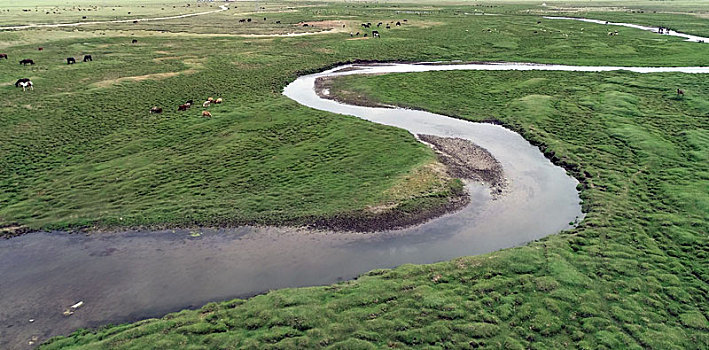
0,5,229,31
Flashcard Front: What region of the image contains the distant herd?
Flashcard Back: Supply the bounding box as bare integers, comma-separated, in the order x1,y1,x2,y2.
4,39,223,118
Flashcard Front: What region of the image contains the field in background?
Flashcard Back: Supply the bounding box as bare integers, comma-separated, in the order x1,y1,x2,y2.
0,0,707,348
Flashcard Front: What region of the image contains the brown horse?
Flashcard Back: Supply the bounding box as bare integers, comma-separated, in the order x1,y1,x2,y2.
0,54,8,59
178,104,190,111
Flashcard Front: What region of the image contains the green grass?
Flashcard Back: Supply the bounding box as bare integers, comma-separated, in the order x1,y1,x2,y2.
0,0,707,348
41,67,708,349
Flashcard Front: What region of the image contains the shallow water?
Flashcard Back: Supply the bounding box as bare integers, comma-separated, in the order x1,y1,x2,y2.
544,16,709,43
8,60,708,348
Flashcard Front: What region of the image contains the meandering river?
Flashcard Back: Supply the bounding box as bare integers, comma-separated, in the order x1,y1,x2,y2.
4,62,709,348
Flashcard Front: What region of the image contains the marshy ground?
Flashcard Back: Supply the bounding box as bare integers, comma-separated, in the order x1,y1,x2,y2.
0,0,707,348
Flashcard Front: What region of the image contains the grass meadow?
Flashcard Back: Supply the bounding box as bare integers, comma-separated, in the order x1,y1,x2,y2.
0,0,706,348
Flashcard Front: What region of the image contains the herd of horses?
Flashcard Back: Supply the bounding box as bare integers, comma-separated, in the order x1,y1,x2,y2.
3,47,98,92
168,97,222,117
350,19,405,37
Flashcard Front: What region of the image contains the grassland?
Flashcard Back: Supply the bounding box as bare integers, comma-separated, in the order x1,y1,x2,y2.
0,0,707,348
41,68,709,350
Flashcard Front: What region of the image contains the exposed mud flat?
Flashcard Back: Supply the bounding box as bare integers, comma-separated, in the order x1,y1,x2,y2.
419,134,507,195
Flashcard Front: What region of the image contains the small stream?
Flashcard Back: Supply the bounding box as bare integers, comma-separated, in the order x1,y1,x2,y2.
3,62,708,349
544,16,709,43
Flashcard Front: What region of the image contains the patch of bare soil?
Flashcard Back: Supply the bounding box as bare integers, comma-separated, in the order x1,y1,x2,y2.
418,135,507,196
297,20,347,28
91,69,197,88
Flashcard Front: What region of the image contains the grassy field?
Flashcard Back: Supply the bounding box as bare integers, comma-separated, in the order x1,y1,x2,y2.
42,70,709,348
0,0,707,348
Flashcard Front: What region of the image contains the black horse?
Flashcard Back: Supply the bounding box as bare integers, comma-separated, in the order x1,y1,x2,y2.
83,55,92,62
19,59,35,65
67,57,76,64
0,54,7,59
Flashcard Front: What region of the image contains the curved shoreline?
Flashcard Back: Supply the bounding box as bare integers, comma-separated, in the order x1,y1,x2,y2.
544,16,709,43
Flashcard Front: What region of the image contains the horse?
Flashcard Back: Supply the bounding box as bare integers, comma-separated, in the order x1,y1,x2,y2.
0,54,7,59
150,106,163,114
83,55,92,62
131,39,138,44
185,99,194,106
396,21,401,26
202,111,212,118
215,98,222,104
16,79,33,91
677,88,685,96
38,47,43,51
19,59,35,65
372,30,380,38
178,104,190,111
67,57,76,64
202,100,211,108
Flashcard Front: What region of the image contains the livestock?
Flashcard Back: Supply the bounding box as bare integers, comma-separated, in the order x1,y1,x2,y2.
207,97,214,102
67,57,76,64
202,111,212,118
215,98,223,104
275,20,281,24
16,79,33,91
132,39,138,43
355,31,360,36
38,47,43,51
396,21,401,26
202,100,211,108
83,55,92,62
303,23,309,27
178,104,190,111
0,54,7,59
372,30,380,38
15,78,31,87
386,24,390,29
185,99,194,106
239,19,245,22
247,18,252,22
677,88,684,96
19,59,35,65
377,22,382,27
363,33,368,37
150,106,163,114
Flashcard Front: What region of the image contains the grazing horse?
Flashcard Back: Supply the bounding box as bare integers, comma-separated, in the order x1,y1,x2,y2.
178,104,190,111
15,79,33,91
131,39,138,44
202,100,211,108
677,89,684,96
150,106,163,114
0,54,7,59
372,30,380,38
67,57,76,64
38,47,43,51
19,59,35,65
83,55,92,62
215,98,222,104
207,97,214,102
15,78,31,87
202,111,212,118
185,99,194,106
396,21,401,26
